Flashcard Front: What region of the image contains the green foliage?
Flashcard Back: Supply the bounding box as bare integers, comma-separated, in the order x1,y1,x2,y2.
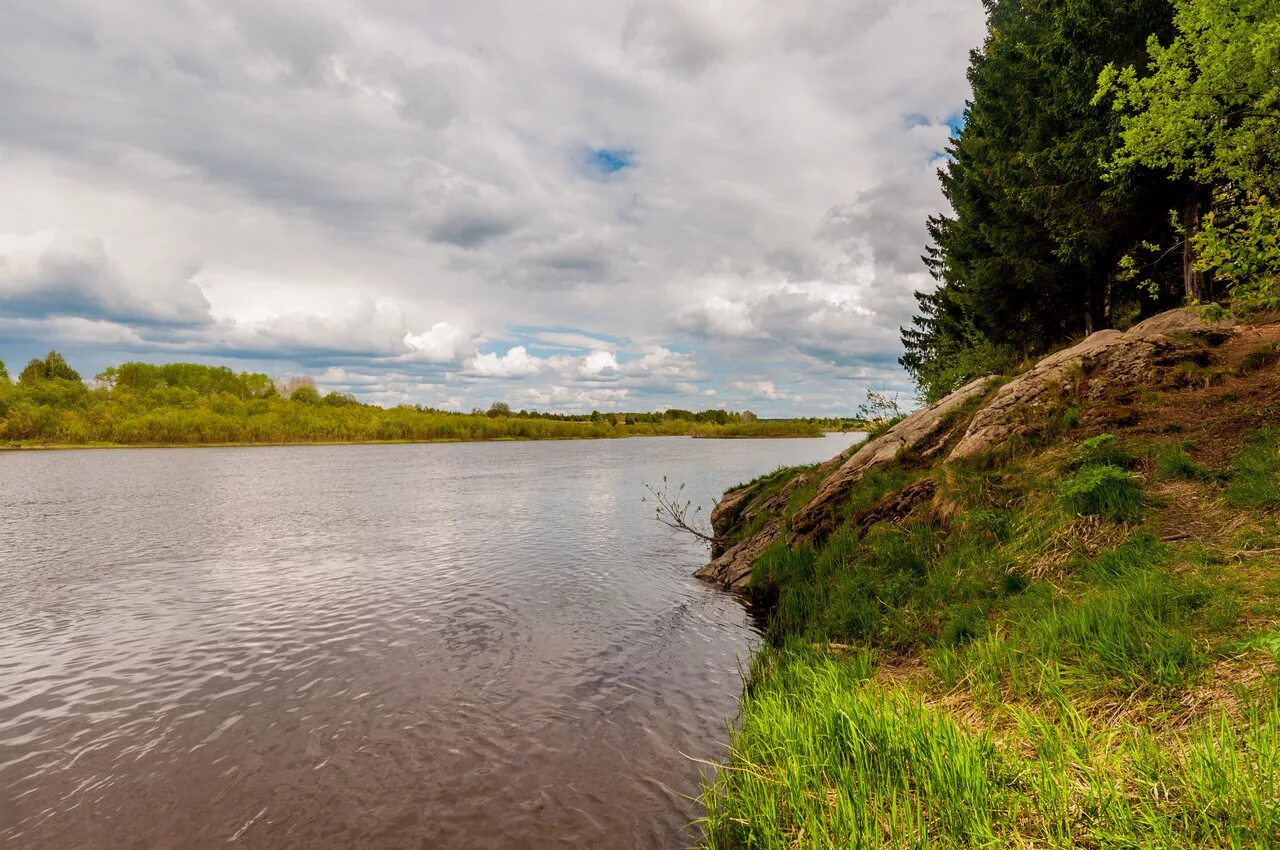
1195,192,1280,311
902,0,1183,398
1226,428,1280,509
19,350,82,384
1057,464,1145,521
98,361,275,397
1098,0,1280,196
323,391,357,407
905,329,1017,406
1098,0,1280,310
289,385,320,404
0,359,7,383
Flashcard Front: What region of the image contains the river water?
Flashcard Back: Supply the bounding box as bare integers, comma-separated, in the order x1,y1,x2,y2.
0,434,860,849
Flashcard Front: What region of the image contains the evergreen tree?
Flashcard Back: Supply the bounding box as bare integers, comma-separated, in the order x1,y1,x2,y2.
903,0,1180,403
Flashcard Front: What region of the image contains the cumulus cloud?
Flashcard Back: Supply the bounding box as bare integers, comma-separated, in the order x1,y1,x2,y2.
517,385,632,411
469,345,543,377
0,0,986,414
402,322,477,363
578,349,620,377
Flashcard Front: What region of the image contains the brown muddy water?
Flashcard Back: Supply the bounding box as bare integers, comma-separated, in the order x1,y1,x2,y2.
0,434,862,849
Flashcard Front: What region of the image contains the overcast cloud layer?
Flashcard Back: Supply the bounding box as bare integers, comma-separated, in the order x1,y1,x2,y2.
0,0,984,414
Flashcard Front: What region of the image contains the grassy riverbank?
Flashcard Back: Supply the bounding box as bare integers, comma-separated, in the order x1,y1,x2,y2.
698,337,1280,847
0,356,827,447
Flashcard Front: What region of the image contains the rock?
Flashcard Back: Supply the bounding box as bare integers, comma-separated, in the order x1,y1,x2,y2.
695,520,781,591
696,306,1259,595
1128,307,1235,338
709,486,758,557
696,376,997,591
786,376,998,544
949,309,1218,460
845,478,936,533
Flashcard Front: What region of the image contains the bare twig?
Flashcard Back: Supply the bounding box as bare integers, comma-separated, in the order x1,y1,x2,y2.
642,476,717,547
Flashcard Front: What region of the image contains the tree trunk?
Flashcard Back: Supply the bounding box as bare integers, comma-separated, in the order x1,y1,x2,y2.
1084,276,1108,336
1182,199,1205,302
1085,280,1095,336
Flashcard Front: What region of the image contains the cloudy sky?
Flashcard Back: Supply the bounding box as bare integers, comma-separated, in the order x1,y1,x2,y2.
0,0,984,415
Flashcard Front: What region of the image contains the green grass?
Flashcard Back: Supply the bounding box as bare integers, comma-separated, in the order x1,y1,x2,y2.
702,422,1280,848
701,647,1280,849
1057,464,1144,522
701,648,1005,850
1155,443,1203,479
1237,341,1280,374
1226,428,1280,509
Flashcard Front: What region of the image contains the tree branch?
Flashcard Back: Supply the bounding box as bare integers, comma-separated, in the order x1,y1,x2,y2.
642,477,717,547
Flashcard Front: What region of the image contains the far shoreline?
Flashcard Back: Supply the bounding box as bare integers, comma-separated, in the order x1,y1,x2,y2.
0,431,862,453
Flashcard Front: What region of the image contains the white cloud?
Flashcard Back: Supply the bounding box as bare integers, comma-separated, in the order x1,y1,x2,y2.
469,345,543,377
517,385,631,411
578,349,620,377
0,229,210,325
0,0,986,414
730,380,791,401
403,322,477,363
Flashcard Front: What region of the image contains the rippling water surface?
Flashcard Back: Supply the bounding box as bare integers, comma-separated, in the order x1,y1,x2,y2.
0,434,861,849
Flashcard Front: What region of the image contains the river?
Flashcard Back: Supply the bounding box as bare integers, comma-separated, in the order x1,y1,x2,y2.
0,434,861,849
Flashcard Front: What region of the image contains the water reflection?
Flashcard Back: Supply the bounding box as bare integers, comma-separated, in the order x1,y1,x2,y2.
0,434,860,849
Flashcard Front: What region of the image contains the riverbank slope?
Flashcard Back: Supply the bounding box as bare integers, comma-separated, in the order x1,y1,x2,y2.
697,307,1280,848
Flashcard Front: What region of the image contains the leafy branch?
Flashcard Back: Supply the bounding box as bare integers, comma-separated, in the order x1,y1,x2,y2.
642,476,717,548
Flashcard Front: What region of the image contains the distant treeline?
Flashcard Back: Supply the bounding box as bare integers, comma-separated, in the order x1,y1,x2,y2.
0,353,831,447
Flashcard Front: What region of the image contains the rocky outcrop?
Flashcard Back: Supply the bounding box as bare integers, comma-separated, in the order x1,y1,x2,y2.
696,520,783,591
708,487,758,558
697,307,1243,594
949,308,1234,459
696,375,997,590
787,376,997,544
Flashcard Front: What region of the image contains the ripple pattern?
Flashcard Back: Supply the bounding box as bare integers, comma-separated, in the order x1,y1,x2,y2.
0,435,861,849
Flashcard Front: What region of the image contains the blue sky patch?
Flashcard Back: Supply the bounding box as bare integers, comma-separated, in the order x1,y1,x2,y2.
586,148,633,175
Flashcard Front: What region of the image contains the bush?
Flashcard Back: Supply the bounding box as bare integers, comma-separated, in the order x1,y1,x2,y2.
1057,464,1144,521
290,385,320,404
1070,433,1135,469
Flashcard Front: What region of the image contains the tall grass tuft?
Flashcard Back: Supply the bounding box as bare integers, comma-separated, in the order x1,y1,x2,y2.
1226,428,1280,509
1057,464,1144,522
701,648,1004,850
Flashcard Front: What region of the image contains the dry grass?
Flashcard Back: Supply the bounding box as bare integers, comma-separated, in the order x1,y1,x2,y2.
1148,479,1249,547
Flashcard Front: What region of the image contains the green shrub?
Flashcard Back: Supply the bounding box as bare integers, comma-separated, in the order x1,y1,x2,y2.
1070,433,1136,469
1058,464,1144,521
